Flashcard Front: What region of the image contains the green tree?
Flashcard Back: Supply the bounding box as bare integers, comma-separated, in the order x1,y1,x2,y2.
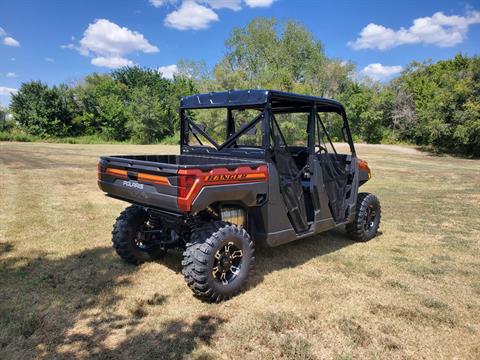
10,81,77,136
73,74,130,140
214,18,353,97
127,86,173,144
390,54,480,155
339,82,385,143
0,105,8,131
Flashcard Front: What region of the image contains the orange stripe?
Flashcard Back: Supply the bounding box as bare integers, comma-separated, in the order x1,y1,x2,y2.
138,172,170,186
244,173,267,180
105,167,128,178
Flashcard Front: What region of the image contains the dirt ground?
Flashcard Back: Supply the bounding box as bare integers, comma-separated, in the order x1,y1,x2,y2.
1,142,479,359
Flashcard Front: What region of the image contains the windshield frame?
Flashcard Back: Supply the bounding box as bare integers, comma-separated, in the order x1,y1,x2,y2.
180,104,269,158
179,95,356,158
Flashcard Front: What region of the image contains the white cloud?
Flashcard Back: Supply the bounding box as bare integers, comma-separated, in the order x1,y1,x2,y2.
79,19,158,56
0,86,18,96
44,57,55,62
91,56,134,68
156,0,276,31
0,27,21,47
244,0,275,7
349,10,480,50
61,43,76,50
165,1,219,30
360,63,402,81
3,36,20,47
6,72,16,78
151,0,242,10
201,0,242,11
63,19,158,68
158,64,178,79
150,0,177,7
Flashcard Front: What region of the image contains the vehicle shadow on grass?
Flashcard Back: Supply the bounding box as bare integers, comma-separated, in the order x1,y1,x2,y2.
250,228,355,288
156,228,355,292
0,243,223,359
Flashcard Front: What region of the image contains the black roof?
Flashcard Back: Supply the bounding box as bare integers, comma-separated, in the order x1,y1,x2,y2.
180,89,345,113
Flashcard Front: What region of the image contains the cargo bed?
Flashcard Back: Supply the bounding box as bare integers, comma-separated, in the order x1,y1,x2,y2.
98,154,267,213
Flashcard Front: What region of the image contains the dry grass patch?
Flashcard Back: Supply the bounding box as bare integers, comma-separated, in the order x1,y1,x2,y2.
1,142,479,359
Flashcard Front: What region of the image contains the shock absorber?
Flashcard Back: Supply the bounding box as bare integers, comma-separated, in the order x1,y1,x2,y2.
147,211,163,228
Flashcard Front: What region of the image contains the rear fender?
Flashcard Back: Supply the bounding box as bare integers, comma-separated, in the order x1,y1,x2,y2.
190,181,268,213
180,165,269,212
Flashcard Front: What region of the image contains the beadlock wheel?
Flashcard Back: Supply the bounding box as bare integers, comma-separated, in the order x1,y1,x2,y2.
346,192,381,242
182,221,254,302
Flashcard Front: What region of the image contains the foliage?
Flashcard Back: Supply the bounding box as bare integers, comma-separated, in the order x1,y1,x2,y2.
214,18,352,97
9,67,197,143
0,128,39,142
4,18,479,156
127,86,174,144
389,54,480,156
10,81,79,137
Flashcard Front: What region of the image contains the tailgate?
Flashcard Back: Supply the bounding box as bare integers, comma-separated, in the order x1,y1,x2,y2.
98,156,181,212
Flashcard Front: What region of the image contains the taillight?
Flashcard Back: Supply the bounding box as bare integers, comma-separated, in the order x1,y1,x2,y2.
138,173,170,186
177,174,196,198
105,167,128,179
177,171,197,212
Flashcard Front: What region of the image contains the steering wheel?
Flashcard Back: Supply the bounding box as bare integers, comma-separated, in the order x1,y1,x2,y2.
295,147,309,156
315,145,328,154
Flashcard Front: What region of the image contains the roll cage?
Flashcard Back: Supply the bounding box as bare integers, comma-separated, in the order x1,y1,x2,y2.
179,90,356,158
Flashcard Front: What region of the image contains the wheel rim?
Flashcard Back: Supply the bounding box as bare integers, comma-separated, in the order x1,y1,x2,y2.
134,226,157,252
212,241,243,285
364,205,377,232
134,230,149,250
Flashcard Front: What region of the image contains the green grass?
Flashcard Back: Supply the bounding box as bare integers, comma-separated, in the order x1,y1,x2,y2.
0,130,181,145
0,129,39,142
0,142,479,359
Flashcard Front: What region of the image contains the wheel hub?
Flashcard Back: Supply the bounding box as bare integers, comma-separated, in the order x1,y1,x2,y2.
364,205,377,231
220,255,232,271
212,242,243,285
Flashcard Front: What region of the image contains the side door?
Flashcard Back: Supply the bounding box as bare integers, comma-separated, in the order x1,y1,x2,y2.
270,111,310,234
311,108,357,223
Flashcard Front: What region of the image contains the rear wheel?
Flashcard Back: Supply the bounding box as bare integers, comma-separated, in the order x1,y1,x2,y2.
346,192,381,242
112,205,165,265
182,221,254,302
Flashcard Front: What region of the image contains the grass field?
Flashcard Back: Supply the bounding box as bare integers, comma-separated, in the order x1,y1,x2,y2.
1,142,479,359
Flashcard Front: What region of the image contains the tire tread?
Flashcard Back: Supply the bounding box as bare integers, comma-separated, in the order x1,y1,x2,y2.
182,220,254,302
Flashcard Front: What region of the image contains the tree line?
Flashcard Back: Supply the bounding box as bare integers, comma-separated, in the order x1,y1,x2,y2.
5,17,479,156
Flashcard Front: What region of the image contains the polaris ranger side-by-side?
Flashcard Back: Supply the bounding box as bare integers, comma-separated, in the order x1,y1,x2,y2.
98,90,381,302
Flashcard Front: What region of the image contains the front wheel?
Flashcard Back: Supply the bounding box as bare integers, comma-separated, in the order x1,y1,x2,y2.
346,192,381,242
182,221,254,302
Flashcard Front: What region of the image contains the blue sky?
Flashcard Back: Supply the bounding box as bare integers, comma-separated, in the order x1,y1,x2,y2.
1,0,479,106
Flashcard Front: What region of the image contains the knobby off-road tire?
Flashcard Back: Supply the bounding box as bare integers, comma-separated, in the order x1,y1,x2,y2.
112,205,164,265
182,221,254,302
346,192,381,242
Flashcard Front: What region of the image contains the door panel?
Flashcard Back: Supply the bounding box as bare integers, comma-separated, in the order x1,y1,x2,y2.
271,138,309,233
316,153,354,223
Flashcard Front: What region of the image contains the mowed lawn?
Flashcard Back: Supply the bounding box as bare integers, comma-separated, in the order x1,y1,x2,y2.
1,142,479,360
